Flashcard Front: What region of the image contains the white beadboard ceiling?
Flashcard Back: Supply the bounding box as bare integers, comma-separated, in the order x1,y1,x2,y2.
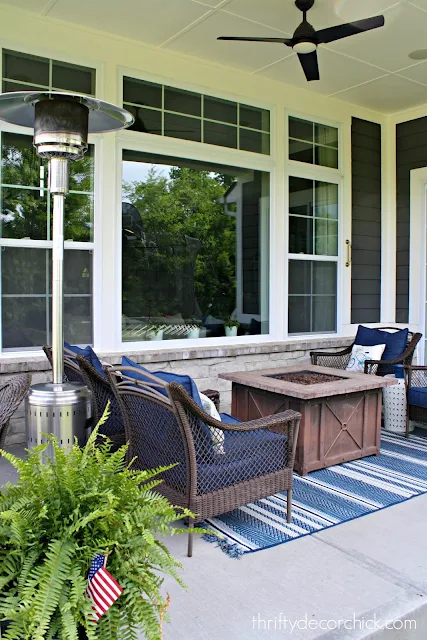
7,0,427,114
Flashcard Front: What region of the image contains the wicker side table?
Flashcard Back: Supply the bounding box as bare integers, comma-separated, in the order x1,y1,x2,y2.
383,375,413,434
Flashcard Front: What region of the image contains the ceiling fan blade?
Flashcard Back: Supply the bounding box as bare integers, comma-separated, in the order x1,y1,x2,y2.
316,15,384,44
217,36,292,45
298,51,320,81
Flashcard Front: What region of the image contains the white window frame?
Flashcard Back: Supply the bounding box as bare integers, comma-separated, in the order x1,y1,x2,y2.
112,128,278,353
0,43,103,354
285,111,344,339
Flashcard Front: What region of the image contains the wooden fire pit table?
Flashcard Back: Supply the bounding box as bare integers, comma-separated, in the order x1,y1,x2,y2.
219,364,396,476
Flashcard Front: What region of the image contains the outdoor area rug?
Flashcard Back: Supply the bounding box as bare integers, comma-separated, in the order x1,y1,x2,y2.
203,431,427,557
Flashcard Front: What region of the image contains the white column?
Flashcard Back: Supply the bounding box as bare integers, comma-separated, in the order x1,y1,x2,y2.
380,116,397,323
271,106,286,339
340,115,353,331
93,62,121,353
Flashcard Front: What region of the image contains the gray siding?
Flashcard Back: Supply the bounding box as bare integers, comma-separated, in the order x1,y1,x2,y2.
351,118,382,324
396,117,427,323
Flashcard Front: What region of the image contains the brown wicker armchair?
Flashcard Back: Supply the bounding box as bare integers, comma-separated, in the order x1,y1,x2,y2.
42,345,85,385
0,373,31,449
107,366,301,557
310,328,421,375
404,365,427,437
75,356,126,450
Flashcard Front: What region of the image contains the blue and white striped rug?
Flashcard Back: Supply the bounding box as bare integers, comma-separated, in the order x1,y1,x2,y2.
203,431,427,557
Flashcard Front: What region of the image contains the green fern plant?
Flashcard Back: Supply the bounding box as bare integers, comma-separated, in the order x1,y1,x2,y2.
0,407,197,640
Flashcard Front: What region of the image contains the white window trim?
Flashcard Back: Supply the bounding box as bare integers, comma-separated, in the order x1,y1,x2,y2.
409,167,427,364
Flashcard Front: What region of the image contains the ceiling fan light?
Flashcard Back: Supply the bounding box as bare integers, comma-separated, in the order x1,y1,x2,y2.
293,41,317,54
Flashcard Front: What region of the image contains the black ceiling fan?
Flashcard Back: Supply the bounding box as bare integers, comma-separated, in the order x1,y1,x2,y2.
217,0,385,81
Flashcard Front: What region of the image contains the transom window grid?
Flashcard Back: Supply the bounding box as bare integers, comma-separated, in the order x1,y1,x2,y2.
2,49,96,96
289,116,339,170
123,76,270,155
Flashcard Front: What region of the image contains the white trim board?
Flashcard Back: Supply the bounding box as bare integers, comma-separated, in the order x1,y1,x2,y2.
409,166,427,363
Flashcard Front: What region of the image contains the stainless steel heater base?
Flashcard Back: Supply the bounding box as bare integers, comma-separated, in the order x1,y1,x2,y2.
26,382,92,457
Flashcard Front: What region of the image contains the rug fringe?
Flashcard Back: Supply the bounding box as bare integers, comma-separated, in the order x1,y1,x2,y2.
202,533,244,558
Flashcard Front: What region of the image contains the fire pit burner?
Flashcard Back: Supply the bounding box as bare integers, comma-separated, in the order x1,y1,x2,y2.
266,370,345,385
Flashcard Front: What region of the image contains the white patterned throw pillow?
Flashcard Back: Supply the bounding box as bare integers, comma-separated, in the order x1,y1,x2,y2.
346,343,386,374
199,392,225,455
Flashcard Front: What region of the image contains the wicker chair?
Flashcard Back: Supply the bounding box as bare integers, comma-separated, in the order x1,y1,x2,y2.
42,345,85,385
107,365,301,557
0,373,31,449
404,365,427,437
75,356,126,450
310,328,421,375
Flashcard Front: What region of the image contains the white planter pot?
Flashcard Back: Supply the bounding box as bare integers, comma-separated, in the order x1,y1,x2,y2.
187,327,200,339
225,326,238,337
147,329,164,341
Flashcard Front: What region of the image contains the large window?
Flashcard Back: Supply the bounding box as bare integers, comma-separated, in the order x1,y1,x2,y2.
123,77,270,155
122,151,270,342
0,50,96,351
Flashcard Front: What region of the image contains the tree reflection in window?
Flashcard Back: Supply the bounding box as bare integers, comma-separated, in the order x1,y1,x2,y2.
122,158,270,341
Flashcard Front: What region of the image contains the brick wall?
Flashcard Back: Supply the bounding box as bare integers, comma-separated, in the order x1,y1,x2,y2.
1,337,352,446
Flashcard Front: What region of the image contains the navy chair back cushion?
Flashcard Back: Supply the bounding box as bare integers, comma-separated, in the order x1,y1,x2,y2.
355,327,408,372
121,356,203,407
64,342,106,378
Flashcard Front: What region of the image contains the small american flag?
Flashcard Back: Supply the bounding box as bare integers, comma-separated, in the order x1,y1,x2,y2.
86,554,123,621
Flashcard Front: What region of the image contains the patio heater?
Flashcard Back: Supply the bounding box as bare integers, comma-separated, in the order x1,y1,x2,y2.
0,91,133,453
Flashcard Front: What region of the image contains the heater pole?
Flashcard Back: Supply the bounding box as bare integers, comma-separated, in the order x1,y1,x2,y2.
49,157,69,386
51,192,65,385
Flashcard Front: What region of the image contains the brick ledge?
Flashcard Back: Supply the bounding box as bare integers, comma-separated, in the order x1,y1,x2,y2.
0,336,353,374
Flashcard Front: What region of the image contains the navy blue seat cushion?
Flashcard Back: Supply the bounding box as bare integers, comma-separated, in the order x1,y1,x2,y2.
219,412,240,423
355,326,409,374
197,428,288,493
64,342,106,378
408,387,427,409
121,356,202,407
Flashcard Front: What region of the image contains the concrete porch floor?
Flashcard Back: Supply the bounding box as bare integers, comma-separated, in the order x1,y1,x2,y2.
1,446,426,639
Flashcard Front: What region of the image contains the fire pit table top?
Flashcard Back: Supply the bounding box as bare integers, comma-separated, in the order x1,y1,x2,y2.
219,364,397,400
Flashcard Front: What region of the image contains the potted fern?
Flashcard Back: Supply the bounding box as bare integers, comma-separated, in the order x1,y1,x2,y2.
0,409,196,640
